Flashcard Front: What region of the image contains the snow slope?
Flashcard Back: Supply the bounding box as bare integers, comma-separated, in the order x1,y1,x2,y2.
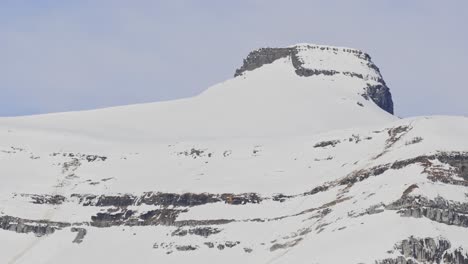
1,44,467,264
0,44,395,141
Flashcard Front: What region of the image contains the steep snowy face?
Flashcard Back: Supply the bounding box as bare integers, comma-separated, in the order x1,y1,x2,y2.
235,44,394,114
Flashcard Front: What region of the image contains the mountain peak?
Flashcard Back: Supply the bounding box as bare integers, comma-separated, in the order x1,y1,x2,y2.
235,44,394,114
1,44,397,141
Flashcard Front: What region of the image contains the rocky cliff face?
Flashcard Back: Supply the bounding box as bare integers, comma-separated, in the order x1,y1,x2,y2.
378,237,468,264
235,44,394,114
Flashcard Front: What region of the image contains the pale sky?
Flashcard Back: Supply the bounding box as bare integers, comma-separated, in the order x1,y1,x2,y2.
1,0,467,117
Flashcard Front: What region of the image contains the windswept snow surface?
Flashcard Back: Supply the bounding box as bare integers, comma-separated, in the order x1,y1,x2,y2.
1,44,467,264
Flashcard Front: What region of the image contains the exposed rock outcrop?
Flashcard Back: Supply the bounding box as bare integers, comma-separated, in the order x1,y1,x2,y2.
73,192,262,207
71,227,87,243
171,227,222,237
363,83,393,115
378,236,468,264
234,45,394,114
234,48,291,77
341,152,468,187
24,194,67,205
314,140,341,148
0,215,70,236
387,196,468,228
90,208,185,227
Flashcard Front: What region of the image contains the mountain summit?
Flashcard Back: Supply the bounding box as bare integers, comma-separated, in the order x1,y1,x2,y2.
3,44,396,141
235,44,394,114
1,44,468,264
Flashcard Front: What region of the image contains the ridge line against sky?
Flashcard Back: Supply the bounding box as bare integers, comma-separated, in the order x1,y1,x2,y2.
1,0,467,117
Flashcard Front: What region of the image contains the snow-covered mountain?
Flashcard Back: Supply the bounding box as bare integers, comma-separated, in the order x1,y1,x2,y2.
1,44,467,264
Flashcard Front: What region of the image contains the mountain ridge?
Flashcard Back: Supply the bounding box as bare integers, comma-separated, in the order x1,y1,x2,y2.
0,44,467,264
0,43,396,141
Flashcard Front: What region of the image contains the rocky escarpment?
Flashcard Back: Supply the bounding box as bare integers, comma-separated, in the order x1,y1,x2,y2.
234,44,394,114
4,147,466,242
340,152,468,188
363,83,394,116
387,196,468,228
73,192,262,207
378,236,468,264
0,215,70,236
90,208,186,227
